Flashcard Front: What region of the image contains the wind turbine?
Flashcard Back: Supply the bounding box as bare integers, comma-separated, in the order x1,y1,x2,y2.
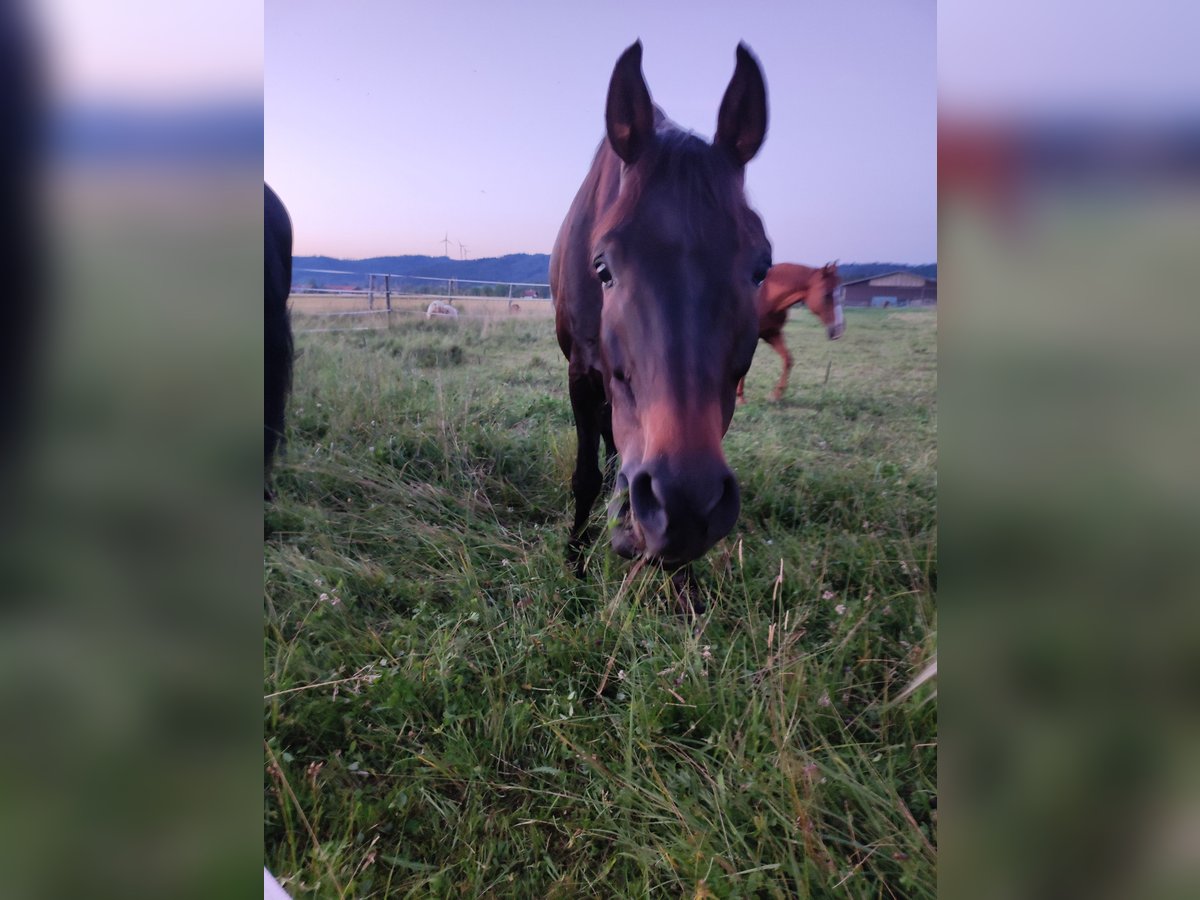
440,232,451,257
458,241,468,260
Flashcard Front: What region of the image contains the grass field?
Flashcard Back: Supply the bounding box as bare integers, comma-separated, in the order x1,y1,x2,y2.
264,307,937,898
289,293,555,332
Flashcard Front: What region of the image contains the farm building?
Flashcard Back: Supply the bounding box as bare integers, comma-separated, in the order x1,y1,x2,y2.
835,270,937,308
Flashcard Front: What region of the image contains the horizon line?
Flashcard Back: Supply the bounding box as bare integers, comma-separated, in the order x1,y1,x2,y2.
295,252,939,265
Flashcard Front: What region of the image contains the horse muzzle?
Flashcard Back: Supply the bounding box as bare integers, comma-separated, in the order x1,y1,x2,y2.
607,474,644,559
614,455,740,565
828,305,845,340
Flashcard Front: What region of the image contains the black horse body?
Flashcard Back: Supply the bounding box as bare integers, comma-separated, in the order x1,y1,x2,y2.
264,184,294,494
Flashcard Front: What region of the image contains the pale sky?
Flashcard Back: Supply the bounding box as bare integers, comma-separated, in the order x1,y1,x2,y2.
266,0,935,263
939,1,1200,118
36,0,262,104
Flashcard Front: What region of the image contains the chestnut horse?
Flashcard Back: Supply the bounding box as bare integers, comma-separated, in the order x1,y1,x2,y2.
737,262,842,403
551,42,771,574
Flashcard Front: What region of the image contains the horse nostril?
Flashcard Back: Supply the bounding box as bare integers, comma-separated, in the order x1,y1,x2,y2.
696,472,731,518
630,470,666,535
709,473,740,534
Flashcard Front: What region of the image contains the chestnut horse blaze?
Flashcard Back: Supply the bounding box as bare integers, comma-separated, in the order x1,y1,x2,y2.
737,262,843,404
551,41,772,573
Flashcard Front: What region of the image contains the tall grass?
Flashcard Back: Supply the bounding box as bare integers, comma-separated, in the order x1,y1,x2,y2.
265,309,937,897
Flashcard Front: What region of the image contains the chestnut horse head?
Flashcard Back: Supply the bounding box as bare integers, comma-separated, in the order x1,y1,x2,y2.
552,41,771,569
786,261,842,340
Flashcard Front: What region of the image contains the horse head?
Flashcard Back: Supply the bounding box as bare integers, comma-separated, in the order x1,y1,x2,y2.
595,42,771,565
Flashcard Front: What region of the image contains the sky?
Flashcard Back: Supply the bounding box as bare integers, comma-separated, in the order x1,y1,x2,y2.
265,0,935,264
34,0,262,103
939,1,1200,119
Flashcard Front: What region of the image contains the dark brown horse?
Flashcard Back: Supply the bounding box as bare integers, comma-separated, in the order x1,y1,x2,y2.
736,262,842,404
265,184,294,499
551,41,771,573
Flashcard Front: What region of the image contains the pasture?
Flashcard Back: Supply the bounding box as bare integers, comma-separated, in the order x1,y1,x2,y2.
289,293,554,333
264,307,937,898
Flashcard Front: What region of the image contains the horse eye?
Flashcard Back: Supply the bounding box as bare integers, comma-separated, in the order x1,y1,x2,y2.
612,367,627,384
752,264,770,287
594,258,614,288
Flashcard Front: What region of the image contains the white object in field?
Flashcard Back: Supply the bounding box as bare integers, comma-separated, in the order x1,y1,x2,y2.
265,867,292,899
425,300,458,319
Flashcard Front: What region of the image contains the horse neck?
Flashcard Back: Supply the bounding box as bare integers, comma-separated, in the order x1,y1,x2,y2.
763,269,815,316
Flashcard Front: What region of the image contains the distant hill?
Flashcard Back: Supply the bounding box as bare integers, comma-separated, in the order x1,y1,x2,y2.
59,101,262,163
293,254,553,292
292,254,935,291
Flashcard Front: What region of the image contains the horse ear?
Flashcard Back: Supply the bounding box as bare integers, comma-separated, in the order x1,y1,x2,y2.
606,41,655,165
715,43,768,166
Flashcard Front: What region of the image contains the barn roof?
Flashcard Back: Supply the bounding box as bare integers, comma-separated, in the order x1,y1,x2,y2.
838,270,937,288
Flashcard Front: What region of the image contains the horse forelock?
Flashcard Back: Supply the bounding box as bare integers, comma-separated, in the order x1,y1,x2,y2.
593,128,759,252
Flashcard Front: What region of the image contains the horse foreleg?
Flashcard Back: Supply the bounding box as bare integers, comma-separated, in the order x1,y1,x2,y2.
567,375,605,576
766,333,793,402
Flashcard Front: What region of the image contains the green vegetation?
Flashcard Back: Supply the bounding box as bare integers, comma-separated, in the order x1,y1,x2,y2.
265,309,937,897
